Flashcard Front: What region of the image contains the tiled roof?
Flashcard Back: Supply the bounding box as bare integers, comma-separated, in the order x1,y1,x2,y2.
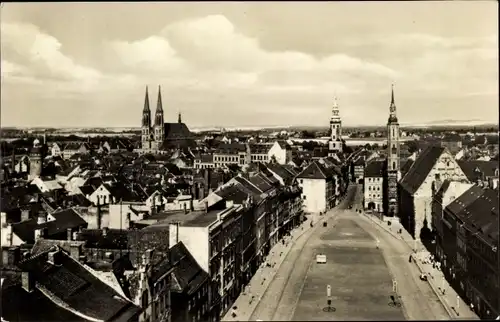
216,184,250,205
31,239,86,256
445,185,485,217
297,161,332,180
249,173,274,193
400,159,414,177
214,143,246,154
400,146,445,195
457,160,499,181
12,209,87,244
266,164,295,185
17,247,141,321
364,160,385,178
77,229,129,250
449,188,498,245
169,241,209,295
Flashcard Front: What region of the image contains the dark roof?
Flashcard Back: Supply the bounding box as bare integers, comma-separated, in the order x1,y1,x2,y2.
214,143,246,154
31,239,86,256
2,282,89,322
400,146,445,195
445,185,485,217
297,161,334,180
17,248,141,321
448,188,498,245
12,209,87,244
169,241,209,295
364,160,385,177
182,210,221,227
79,185,96,196
400,159,414,177
77,229,129,250
457,160,499,181
248,173,274,193
266,163,295,185
216,184,250,205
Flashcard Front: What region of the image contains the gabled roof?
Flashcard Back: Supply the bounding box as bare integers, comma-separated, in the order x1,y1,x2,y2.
400,146,446,195
169,241,209,295
364,160,385,178
447,187,498,245
457,160,499,181
266,163,295,185
12,209,87,244
400,159,414,177
17,247,141,321
445,185,485,217
296,161,333,180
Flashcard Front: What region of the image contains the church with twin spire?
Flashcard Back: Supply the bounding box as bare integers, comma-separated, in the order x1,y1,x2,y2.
141,86,195,153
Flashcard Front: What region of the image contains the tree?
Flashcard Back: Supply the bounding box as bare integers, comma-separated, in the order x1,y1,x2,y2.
301,130,316,139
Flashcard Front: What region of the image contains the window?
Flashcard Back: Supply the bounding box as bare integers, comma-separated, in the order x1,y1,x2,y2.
392,162,396,170
300,179,303,184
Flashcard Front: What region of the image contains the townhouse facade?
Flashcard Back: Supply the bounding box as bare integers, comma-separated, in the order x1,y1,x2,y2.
437,187,499,319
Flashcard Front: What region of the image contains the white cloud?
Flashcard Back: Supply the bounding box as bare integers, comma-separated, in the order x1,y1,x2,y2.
1,22,102,89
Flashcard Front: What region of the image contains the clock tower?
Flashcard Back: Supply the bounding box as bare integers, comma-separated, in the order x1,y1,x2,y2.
386,85,400,216
328,96,343,156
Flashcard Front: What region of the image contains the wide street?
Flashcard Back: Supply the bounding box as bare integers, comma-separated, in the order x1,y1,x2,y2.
249,184,450,321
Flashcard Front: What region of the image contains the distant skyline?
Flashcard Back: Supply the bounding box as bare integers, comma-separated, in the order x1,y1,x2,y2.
1,2,498,128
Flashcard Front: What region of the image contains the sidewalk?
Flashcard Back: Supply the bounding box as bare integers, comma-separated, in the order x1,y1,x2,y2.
222,212,324,321
364,213,479,320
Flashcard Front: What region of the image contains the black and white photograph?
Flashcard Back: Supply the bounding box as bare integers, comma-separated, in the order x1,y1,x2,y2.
1,1,498,321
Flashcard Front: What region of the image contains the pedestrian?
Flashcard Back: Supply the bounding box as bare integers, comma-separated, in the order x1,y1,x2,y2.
470,303,474,312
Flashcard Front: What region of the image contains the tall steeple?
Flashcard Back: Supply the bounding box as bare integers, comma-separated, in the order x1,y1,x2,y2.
328,95,343,155
388,84,398,123
386,83,400,216
153,85,165,150
141,86,152,151
154,85,164,126
142,86,151,127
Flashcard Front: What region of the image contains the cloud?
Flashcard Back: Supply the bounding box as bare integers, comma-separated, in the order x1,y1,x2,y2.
1,22,102,90
1,11,497,127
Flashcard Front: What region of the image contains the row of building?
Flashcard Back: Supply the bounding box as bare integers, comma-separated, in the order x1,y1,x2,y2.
1,155,351,322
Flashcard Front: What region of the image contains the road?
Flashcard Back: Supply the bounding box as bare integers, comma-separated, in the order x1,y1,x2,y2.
249,184,450,321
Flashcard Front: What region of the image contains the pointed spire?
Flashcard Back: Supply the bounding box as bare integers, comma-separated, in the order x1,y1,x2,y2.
156,85,163,112
391,83,395,105
143,86,150,111
331,95,340,119
178,111,182,124
389,84,397,116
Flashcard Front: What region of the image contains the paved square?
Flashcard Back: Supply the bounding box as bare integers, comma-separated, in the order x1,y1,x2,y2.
292,219,406,321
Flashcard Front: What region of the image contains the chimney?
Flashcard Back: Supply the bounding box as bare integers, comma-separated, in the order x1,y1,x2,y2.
2,246,20,266
190,198,194,211
67,228,73,241
72,231,79,241
183,203,188,214
37,212,47,225
226,200,234,209
47,249,61,265
34,227,48,241
69,242,81,260
142,249,153,266
96,201,102,230
102,227,108,237
21,271,35,293
20,209,30,222
204,200,209,214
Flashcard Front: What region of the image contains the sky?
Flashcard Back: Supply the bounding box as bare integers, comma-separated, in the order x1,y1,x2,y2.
1,1,498,128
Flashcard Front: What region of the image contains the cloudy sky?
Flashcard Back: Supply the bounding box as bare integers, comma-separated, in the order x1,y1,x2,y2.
1,2,498,128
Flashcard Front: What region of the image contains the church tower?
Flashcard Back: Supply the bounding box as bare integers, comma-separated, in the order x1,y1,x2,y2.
153,85,165,151
141,86,152,151
386,84,400,216
328,96,343,156
29,138,43,180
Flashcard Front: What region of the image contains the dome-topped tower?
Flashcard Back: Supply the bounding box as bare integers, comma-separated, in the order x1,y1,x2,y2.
29,137,44,180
